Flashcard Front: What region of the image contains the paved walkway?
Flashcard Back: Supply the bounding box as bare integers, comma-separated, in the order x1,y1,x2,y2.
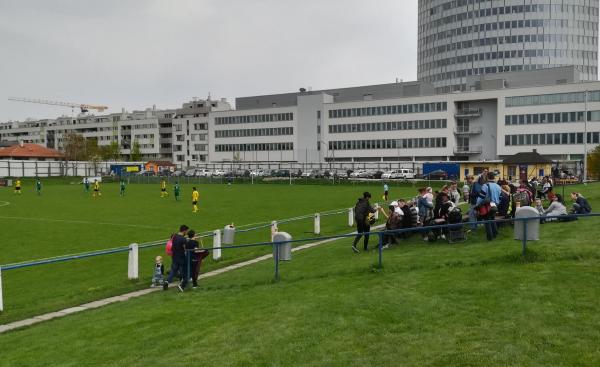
0,227,380,334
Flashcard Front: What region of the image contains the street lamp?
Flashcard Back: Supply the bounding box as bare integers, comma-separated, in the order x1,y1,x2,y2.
584,89,588,183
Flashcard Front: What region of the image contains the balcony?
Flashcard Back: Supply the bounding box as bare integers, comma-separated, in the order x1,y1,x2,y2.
453,145,482,154
453,126,483,135
455,108,481,118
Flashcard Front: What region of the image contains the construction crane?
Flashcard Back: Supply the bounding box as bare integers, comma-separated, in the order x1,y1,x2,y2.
8,97,109,113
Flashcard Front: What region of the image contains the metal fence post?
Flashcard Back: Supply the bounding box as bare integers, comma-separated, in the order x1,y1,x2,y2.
314,213,320,235
378,232,383,269
522,220,528,256
274,242,280,281
213,230,222,260
348,208,354,227
271,220,278,241
0,267,4,312
127,243,139,280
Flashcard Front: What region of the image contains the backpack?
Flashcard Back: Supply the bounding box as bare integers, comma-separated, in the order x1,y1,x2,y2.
448,207,462,224
165,238,173,256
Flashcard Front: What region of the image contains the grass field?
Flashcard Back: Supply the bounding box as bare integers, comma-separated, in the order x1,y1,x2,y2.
0,178,428,324
1,179,600,366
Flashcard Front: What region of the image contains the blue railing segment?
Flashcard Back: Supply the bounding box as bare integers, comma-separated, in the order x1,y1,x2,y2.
2,213,598,273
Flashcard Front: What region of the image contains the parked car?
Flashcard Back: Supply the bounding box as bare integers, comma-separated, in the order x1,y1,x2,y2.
195,169,212,177
159,169,172,176
250,169,266,177
399,168,415,179
212,169,226,177
371,170,384,179
381,170,397,179
185,169,196,177
349,170,365,178
137,170,155,176
425,169,448,180
172,170,184,177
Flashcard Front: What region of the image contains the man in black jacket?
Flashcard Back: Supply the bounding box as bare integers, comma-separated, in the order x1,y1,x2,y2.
352,192,376,253
163,224,189,292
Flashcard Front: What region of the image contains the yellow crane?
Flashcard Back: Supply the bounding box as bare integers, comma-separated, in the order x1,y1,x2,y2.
8,97,108,113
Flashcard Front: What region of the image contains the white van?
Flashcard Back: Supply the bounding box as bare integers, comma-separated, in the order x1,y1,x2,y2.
399,168,415,179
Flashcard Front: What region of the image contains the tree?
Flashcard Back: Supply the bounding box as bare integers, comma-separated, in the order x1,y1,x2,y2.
587,145,600,180
131,139,142,161
109,140,121,161
63,133,86,161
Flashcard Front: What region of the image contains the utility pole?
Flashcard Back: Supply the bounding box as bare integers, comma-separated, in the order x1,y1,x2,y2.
584,89,588,183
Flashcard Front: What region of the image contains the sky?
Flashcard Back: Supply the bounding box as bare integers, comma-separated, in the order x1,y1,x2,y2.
0,0,418,121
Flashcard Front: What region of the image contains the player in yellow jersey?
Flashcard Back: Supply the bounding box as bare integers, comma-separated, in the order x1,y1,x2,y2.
93,180,101,197
14,179,22,194
192,187,199,213
160,179,169,198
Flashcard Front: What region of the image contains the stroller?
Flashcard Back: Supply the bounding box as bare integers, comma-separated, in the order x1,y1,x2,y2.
446,207,467,243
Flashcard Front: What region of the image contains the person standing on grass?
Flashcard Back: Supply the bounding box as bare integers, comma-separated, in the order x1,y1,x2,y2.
119,178,126,197
462,175,473,203
160,179,169,198
351,191,376,253
174,182,181,201
83,177,90,193
477,172,501,241
35,178,42,195
164,225,190,292
383,183,389,201
186,230,210,289
92,180,101,198
14,178,22,194
192,187,200,213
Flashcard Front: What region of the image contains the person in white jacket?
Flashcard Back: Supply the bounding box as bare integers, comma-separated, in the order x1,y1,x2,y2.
543,194,567,221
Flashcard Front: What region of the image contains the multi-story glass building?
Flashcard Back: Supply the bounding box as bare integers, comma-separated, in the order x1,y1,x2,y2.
418,0,599,93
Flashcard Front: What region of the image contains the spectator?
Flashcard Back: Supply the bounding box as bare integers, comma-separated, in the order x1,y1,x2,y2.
462,175,473,203
351,192,376,253
571,192,592,214
477,172,501,241
379,203,402,248
398,199,412,230
449,181,461,204
186,230,210,289
538,177,553,199
163,225,189,292
417,187,433,226
543,194,568,221
534,199,545,215
468,171,486,230
498,184,511,218
433,192,455,239
407,200,420,229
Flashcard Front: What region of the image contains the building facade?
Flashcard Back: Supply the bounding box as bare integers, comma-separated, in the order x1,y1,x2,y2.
418,0,599,93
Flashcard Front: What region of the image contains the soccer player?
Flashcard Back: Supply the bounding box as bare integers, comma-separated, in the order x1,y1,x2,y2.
93,180,101,198
35,178,42,195
119,179,126,197
160,179,169,198
14,179,22,195
174,182,181,201
383,183,389,201
83,177,90,193
192,187,199,213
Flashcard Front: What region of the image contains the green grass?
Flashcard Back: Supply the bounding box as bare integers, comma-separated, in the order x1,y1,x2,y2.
1,197,600,365
0,178,424,324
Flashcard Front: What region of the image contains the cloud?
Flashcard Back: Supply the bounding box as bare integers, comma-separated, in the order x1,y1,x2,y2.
0,0,418,121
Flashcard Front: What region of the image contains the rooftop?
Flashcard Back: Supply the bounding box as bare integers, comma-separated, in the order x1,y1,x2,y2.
0,143,64,159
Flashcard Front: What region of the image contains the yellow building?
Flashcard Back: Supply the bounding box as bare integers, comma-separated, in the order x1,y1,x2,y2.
460,150,553,182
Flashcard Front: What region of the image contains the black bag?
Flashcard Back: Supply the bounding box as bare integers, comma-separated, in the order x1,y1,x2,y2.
448,208,463,224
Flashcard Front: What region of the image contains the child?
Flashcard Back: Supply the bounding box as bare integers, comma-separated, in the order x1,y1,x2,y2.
534,199,544,215
151,256,165,287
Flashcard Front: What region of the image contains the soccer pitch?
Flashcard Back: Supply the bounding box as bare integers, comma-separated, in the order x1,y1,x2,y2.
0,178,422,324
2,180,600,365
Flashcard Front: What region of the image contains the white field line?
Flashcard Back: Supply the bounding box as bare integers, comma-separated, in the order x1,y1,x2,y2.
0,225,382,334
0,215,160,229
0,201,10,208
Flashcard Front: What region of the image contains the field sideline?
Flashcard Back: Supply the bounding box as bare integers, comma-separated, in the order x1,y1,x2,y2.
0,178,427,324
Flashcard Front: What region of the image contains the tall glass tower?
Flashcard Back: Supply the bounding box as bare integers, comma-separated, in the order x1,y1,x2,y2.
418,0,599,93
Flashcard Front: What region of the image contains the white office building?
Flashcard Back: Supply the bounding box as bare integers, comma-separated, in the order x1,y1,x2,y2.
207,66,600,164
418,0,599,93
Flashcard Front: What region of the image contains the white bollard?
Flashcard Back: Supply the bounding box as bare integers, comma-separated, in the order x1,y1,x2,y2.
314,213,321,235
213,229,222,260
271,220,278,241
128,243,139,280
0,267,3,312
373,203,379,220
348,208,354,227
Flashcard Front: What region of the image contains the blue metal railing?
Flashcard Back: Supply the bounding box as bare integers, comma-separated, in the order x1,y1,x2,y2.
0,207,351,271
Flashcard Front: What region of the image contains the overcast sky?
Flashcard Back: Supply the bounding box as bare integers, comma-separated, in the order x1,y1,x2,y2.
0,0,418,121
